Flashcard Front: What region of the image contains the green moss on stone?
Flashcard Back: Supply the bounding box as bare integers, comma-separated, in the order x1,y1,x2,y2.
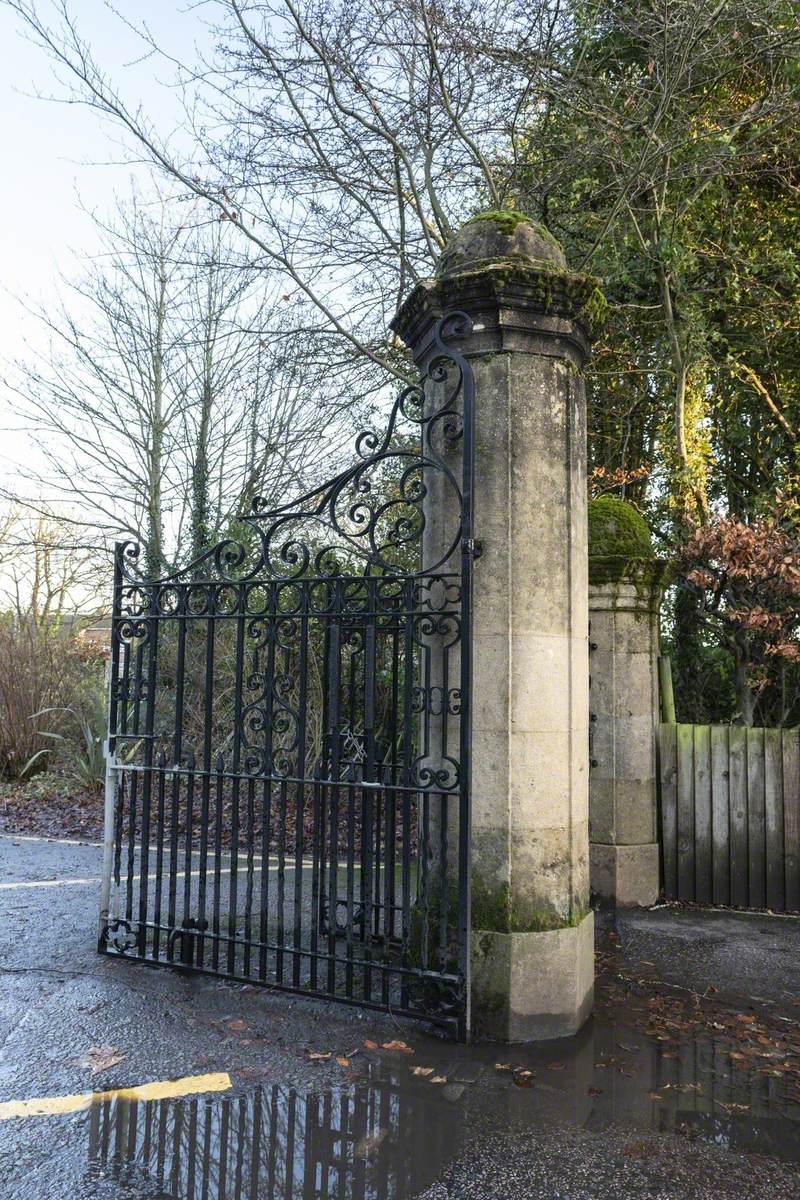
588,496,653,559
587,497,673,592
471,874,588,934
464,209,560,246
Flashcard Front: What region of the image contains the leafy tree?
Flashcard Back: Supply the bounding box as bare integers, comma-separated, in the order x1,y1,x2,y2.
678,503,800,725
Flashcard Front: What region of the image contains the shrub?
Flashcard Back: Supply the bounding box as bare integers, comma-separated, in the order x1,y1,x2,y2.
0,622,106,782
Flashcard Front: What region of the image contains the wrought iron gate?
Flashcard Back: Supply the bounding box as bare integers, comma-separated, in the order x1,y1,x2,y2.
100,313,474,1037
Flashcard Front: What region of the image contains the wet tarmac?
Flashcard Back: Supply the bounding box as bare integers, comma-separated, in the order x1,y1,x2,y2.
1,834,799,1198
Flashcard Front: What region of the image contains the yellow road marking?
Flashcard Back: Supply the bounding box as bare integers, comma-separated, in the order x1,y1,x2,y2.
0,1071,232,1120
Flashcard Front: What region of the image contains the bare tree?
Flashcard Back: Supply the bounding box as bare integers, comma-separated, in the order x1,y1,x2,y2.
4,183,355,571
2,0,555,386
0,509,106,625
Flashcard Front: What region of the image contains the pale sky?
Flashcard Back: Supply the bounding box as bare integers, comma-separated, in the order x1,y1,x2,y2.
0,0,214,490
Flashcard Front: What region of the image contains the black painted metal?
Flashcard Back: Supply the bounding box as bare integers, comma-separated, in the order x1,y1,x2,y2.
100,313,474,1037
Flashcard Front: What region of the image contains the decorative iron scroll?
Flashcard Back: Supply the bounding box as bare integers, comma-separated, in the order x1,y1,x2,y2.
116,311,473,587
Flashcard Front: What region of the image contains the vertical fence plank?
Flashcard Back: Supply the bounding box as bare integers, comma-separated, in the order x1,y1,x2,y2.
783,729,800,912
728,727,748,907
747,727,767,908
660,723,678,900
676,724,695,901
693,725,712,904
764,728,785,911
710,726,730,906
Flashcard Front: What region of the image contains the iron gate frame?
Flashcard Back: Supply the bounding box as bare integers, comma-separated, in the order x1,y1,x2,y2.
99,312,475,1039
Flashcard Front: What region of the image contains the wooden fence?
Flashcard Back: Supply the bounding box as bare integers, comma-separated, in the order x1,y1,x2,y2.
659,723,800,912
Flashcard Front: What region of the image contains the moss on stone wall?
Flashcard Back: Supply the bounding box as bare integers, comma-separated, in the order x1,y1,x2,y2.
471,874,588,933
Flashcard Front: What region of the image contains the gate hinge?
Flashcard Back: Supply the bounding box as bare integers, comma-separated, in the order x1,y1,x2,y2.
463,537,483,559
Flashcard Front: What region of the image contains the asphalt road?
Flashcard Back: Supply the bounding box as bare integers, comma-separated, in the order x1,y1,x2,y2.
1,833,799,1199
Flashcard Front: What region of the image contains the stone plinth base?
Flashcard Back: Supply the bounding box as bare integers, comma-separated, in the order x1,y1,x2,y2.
471,912,594,1042
590,842,659,907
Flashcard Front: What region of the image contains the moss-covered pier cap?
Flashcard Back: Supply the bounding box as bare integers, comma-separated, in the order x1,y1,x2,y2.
588,496,669,591
391,209,608,359
435,210,568,276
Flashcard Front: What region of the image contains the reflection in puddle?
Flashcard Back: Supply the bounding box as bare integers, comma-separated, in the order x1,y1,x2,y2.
87,1073,461,1199
83,1017,800,1198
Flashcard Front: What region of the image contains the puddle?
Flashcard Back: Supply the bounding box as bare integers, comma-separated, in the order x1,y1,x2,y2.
73,1011,800,1199
86,1074,461,1199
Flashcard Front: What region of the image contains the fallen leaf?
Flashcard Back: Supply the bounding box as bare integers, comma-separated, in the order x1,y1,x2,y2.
382,1040,414,1054
410,1066,435,1077
364,1040,379,1050
494,1062,513,1071
236,1066,265,1081
429,1075,447,1084
79,1046,127,1076
308,1051,332,1061
647,1091,662,1100
336,1057,350,1068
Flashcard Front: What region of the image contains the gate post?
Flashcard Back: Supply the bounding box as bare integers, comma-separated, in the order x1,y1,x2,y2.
588,497,669,907
393,212,606,1040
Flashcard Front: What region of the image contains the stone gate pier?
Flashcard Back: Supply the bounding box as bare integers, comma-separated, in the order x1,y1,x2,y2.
588,497,669,907
393,211,606,1039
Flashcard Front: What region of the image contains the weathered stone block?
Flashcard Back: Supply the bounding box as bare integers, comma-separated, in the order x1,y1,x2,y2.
471,912,595,1041
590,842,659,907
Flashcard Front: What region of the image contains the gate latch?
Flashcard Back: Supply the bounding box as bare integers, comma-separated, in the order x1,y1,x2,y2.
463,537,483,559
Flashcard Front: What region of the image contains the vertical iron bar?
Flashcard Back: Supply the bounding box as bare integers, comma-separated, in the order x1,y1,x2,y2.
362,603,377,1003
227,587,246,976
248,1088,263,1200
243,774,255,978
211,753,224,972
258,598,277,982
399,578,415,1010
457,330,475,1041
276,775,287,985
152,752,166,959
196,609,215,969
293,591,309,988
182,751,196,955
326,603,342,996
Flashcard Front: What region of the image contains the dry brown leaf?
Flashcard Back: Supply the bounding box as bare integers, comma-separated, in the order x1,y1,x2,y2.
79,1046,127,1076
429,1075,447,1084
382,1040,414,1054
494,1062,512,1071
363,1040,379,1050
308,1051,332,1061
410,1066,434,1077
336,1056,350,1068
